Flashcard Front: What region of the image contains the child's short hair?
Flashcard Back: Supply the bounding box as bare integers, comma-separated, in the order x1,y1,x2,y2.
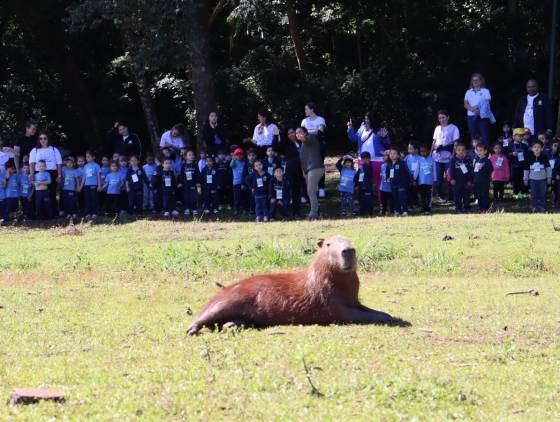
455,142,466,150
129,154,139,161
408,141,418,149
360,151,371,159
110,160,119,167
163,157,174,164
389,146,399,153
155,153,165,163
492,142,502,149
532,140,544,147
85,149,97,157
217,148,227,155
37,159,46,165
247,148,257,156
145,152,154,159
475,143,487,150
5,160,16,170
253,159,263,166
205,155,215,161
419,144,429,151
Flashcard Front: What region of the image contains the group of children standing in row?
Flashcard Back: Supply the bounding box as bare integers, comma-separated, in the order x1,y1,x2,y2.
336,126,560,216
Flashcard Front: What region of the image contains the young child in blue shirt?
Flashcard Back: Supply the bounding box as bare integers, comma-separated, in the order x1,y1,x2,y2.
387,147,411,216
4,161,20,221
269,166,290,221
61,156,81,219
405,143,420,208
354,151,374,216
118,156,129,213
79,150,101,219
0,165,7,223
230,148,248,215
524,140,552,212
102,161,126,215
473,143,493,213
336,155,356,217
18,163,33,220
126,155,149,215
417,145,434,214
551,141,559,208
379,151,393,216
201,156,219,215
152,158,179,217
99,156,110,214
449,143,473,213
34,160,52,220
143,154,157,212
246,159,271,222
177,150,201,216
76,155,86,213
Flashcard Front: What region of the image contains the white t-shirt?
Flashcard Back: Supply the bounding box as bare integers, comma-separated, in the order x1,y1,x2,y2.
29,146,63,170
464,88,491,116
252,123,279,147
160,130,186,149
523,94,538,134
432,124,460,163
301,116,326,134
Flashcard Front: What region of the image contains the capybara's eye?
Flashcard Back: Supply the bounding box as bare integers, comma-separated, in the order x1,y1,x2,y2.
326,243,331,247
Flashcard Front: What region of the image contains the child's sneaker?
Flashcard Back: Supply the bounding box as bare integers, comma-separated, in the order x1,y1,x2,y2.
59,211,66,217
402,212,408,217
213,209,219,214
226,204,232,211
163,211,170,217
66,214,72,219
172,210,179,217
91,214,97,220
319,189,326,198
256,217,261,222
192,210,198,216
72,214,78,219
184,209,191,216
300,197,307,204
204,209,210,215
85,214,91,219
394,211,400,217
263,216,269,222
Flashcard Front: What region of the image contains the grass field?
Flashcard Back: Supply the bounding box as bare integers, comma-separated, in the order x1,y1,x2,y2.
1,165,560,420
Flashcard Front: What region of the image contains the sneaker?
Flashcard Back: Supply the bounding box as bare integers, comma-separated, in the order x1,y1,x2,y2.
263,216,269,222
193,210,198,216
172,210,179,217
402,212,409,217
226,205,232,211
213,209,219,214
59,211,66,217
218,205,224,211
394,212,400,217
85,214,91,219
163,211,170,217
318,189,326,198
184,209,191,216
204,209,210,215
300,197,307,204
422,211,431,216
91,214,97,220
256,217,261,222
66,214,72,219
72,214,78,219
434,196,445,204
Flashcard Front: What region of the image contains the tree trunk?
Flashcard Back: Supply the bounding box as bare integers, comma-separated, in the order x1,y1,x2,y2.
356,28,363,73
285,0,309,74
556,98,560,138
132,63,161,154
186,1,217,152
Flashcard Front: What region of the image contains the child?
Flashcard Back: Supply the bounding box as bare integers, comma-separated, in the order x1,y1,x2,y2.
198,151,207,173
244,148,257,214
33,160,52,219
0,167,6,224
142,153,157,212
102,161,125,215
538,132,553,158
230,148,248,215
246,159,270,222
550,142,559,207
336,155,356,217
553,156,560,208
264,146,281,176
215,150,231,211
76,155,86,212
18,163,33,220
99,156,111,214
126,155,149,215
269,166,290,221
524,140,552,212
386,147,411,216
405,143,420,208
61,156,81,219
4,162,20,221
177,150,201,216
118,156,129,213
505,128,529,198
417,145,434,215
449,143,473,213
379,151,393,216
489,143,510,203
354,151,374,216
79,150,101,219
467,136,481,162
201,156,219,215
473,143,493,213
152,158,179,217
498,122,512,148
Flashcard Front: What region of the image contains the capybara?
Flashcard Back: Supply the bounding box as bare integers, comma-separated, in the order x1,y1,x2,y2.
187,235,397,335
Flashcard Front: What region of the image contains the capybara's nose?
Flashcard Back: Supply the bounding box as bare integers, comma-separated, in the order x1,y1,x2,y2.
342,248,356,257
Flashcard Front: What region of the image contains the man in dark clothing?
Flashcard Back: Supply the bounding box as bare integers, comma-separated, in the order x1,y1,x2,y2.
13,120,38,163
513,79,555,137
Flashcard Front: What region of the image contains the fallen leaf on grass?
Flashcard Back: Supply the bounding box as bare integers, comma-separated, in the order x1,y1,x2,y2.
419,328,433,334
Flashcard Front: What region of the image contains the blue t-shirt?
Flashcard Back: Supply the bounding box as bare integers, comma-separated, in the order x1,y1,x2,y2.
380,163,392,193
338,167,356,193
118,167,128,191
100,167,110,184
18,172,31,197
143,163,157,180
35,171,51,186
63,167,80,191
105,172,125,195
417,156,434,185
76,167,84,179
405,154,420,181
83,162,101,186
5,174,20,198
231,160,247,186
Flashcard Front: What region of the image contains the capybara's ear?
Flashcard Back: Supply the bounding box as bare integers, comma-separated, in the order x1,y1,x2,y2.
317,238,324,248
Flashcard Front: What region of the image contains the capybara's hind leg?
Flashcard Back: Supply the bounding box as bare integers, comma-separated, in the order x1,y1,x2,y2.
187,300,243,336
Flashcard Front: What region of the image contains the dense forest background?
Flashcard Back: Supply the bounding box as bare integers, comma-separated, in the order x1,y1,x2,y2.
0,0,558,155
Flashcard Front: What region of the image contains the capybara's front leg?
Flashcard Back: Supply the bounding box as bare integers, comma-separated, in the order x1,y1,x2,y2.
343,305,395,324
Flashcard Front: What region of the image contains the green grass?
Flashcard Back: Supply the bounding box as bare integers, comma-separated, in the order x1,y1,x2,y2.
1,215,560,421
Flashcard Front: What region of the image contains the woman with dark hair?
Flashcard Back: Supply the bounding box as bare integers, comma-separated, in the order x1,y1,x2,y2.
298,126,324,220
13,120,38,164
273,127,304,218
29,132,63,215
248,110,279,157
431,110,460,202
347,112,390,200
109,121,143,157
464,73,492,146
160,123,189,151
202,111,228,157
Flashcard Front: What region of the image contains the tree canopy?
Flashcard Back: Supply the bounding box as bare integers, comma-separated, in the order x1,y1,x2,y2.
0,0,557,153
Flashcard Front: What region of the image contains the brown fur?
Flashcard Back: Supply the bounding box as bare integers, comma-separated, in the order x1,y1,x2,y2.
187,235,397,335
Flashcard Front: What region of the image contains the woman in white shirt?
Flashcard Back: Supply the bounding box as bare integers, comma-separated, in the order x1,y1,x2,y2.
463,73,491,147
29,132,63,213
431,110,460,202
160,124,188,151
301,102,327,197
249,110,279,157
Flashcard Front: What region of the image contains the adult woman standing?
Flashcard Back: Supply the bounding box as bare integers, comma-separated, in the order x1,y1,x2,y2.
14,120,38,164
29,132,63,214
431,110,460,202
202,111,228,157
297,127,324,220
273,127,303,218
347,112,391,200
109,122,142,157
249,110,279,158
464,73,492,146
